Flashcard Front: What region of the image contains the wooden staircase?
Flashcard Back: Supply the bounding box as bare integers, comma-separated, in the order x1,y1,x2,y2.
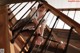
0,0,80,53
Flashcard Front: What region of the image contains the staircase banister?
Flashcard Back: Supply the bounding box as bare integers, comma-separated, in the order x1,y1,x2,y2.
42,1,80,35
0,0,39,5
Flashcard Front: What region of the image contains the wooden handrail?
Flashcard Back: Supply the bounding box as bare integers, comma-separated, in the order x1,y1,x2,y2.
0,0,37,5
42,1,80,35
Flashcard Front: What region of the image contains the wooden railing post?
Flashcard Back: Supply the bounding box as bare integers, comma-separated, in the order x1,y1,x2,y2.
0,5,10,53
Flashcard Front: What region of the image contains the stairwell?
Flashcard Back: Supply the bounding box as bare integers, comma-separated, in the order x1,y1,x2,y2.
0,0,80,53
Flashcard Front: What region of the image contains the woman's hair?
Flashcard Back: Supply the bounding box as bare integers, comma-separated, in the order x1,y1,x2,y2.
38,3,49,12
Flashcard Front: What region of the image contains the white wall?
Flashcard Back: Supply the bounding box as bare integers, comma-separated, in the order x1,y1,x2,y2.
46,0,80,8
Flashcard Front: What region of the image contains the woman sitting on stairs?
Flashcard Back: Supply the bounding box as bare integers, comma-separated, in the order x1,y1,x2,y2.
12,2,49,45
